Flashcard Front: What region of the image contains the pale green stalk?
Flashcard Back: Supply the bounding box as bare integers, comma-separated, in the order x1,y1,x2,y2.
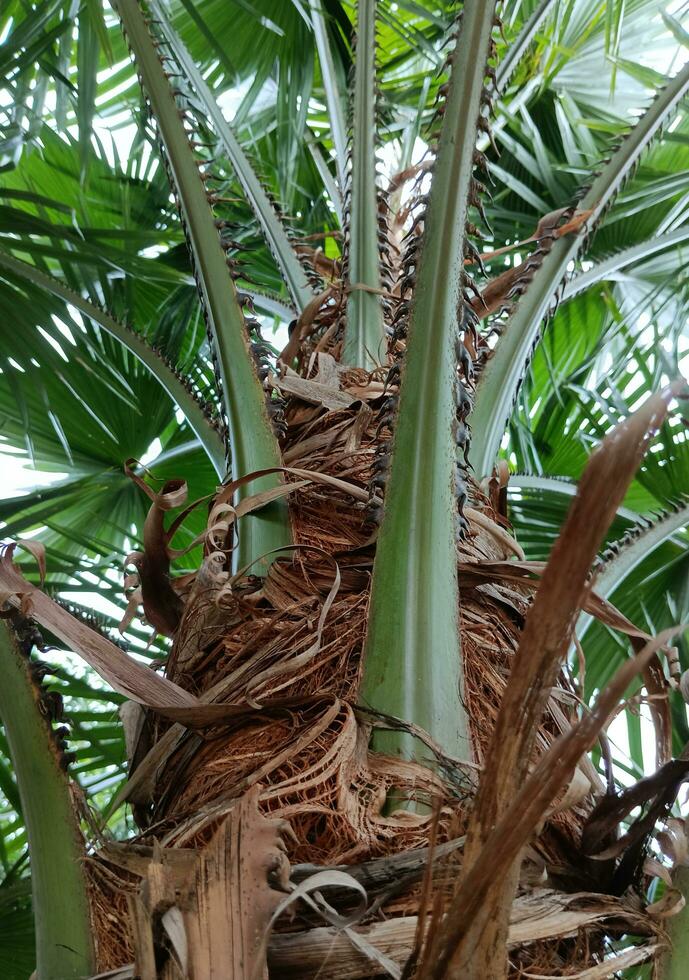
0,621,94,980
114,0,291,571
363,3,497,762
342,0,386,370
660,867,689,979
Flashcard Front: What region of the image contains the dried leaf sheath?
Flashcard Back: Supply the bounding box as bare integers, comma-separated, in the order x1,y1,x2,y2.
127,786,291,980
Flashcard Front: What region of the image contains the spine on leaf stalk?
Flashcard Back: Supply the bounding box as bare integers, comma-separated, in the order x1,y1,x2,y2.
148,0,314,314
113,0,291,572
0,618,94,980
470,58,689,479
576,500,689,642
362,3,499,765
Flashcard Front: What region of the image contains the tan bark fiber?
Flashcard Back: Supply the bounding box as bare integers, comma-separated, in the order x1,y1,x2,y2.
79,361,671,978
0,230,665,976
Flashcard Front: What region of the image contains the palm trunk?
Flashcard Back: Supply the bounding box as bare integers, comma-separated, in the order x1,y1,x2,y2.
85,390,595,977
3,4,687,978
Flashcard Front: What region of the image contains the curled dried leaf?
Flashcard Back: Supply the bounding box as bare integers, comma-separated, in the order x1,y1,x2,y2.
643,857,673,886
647,887,685,920
657,817,689,868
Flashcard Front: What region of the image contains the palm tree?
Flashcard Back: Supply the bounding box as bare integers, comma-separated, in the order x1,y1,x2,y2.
0,0,688,976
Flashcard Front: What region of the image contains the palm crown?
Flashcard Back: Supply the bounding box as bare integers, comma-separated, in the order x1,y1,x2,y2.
0,1,688,978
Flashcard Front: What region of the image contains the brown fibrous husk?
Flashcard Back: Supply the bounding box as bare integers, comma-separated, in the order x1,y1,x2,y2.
86,386,654,977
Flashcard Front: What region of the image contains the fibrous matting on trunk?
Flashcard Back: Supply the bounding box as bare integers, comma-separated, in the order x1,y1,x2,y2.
86,374,633,976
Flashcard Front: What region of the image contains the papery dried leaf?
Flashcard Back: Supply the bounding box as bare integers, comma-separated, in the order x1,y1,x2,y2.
123,458,187,509
15,539,46,584
119,701,146,768
87,968,134,979
657,817,689,867
644,857,673,886
278,289,335,367
124,460,188,637
118,582,142,634
160,906,188,973
267,869,368,932
0,544,196,710
111,724,184,809
212,465,372,515
275,372,357,410
464,508,524,558
235,479,310,518
647,888,685,919
549,766,591,815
